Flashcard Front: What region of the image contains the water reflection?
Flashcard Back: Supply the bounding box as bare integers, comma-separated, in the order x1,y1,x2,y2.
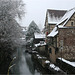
25,53,35,75
11,47,51,75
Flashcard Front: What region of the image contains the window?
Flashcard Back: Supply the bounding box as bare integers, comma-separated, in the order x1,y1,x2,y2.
71,22,74,26
49,48,52,53
55,47,59,54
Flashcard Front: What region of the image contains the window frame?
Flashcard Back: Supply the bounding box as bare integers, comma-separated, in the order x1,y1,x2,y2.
71,22,74,26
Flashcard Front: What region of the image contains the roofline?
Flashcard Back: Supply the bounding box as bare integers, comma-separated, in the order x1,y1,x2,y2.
63,12,75,26
47,35,57,38
48,23,57,25
57,9,75,26
47,9,67,12
59,26,75,29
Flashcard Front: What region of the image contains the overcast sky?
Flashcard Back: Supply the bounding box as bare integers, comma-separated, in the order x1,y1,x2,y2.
20,0,75,30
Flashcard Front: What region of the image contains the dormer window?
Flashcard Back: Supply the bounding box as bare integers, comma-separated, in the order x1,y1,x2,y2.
71,22,74,26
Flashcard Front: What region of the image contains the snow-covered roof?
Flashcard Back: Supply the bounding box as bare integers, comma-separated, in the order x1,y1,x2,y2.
57,7,75,26
58,58,75,67
48,13,61,24
47,9,66,24
45,60,50,64
34,33,45,39
58,26,75,29
35,42,46,47
47,8,75,37
48,22,57,25
48,27,58,37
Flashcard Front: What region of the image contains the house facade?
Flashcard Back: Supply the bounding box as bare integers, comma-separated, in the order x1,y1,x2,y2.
58,8,75,61
58,27,75,61
44,9,66,43
46,8,75,63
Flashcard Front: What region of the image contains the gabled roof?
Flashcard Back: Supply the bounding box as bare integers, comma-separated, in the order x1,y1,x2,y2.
57,7,75,26
48,8,75,37
47,9,67,24
34,33,45,39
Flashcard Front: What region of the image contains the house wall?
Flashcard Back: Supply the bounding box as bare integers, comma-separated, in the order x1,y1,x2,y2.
45,24,56,44
65,13,75,26
49,24,56,33
45,11,56,44
48,46,56,63
59,19,67,25
59,13,75,26
45,24,56,36
57,35,59,47
58,28,75,61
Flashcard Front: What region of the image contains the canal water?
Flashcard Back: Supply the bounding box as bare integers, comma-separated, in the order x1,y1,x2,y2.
11,46,52,75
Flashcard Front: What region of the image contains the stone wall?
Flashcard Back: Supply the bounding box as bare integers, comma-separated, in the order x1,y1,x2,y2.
58,28,75,61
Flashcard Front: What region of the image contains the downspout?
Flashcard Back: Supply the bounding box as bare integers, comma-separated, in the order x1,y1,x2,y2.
56,25,58,48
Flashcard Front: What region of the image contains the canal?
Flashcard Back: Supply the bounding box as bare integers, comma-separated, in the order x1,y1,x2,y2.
10,46,52,75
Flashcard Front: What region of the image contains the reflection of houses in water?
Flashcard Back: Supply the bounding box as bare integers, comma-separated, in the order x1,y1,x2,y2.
24,53,50,75
25,53,35,75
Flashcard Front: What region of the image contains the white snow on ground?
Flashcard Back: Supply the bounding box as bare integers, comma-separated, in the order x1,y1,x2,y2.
35,42,46,47
54,67,60,71
36,54,60,71
58,58,75,67
50,63,60,71
38,56,42,59
50,64,55,68
38,56,47,59
45,60,50,64
36,54,47,59
36,54,40,57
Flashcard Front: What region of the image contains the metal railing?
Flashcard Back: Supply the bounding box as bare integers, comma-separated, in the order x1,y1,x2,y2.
7,57,16,75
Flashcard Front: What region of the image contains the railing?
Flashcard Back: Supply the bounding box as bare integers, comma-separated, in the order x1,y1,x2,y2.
7,57,16,75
